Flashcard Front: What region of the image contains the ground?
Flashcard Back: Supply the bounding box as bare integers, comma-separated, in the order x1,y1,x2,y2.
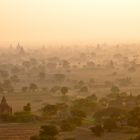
0,123,137,140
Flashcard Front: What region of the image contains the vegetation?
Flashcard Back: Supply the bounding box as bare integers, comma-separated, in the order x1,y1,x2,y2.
0,45,139,140
30,125,58,140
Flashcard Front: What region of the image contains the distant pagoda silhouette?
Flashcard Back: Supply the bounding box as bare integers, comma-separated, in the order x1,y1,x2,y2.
16,42,25,55
0,96,12,116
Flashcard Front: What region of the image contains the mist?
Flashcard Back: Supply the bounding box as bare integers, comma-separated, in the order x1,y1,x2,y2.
1,1,140,140
0,0,140,45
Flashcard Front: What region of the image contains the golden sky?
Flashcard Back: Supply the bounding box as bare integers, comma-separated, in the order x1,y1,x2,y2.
0,0,140,45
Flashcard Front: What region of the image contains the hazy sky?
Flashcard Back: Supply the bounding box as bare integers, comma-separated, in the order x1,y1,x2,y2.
0,0,140,45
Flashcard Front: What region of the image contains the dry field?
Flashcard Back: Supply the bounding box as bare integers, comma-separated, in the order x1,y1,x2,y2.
0,123,40,140
0,123,137,140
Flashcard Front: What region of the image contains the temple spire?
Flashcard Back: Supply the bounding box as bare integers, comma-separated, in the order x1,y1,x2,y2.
1,96,7,104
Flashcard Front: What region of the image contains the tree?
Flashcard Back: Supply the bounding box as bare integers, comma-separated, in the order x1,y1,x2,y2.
61,87,69,96
72,98,96,115
30,58,38,66
2,80,14,93
117,77,132,86
29,83,38,92
68,116,83,127
71,109,86,118
94,107,126,124
128,66,136,73
74,80,85,89
128,107,140,127
42,104,58,118
23,103,31,114
31,125,58,140
50,86,60,93
22,61,31,69
22,86,28,93
86,94,97,102
79,86,88,93
10,75,20,84
62,60,70,69
54,74,65,82
111,85,120,94
88,78,95,87
40,125,58,136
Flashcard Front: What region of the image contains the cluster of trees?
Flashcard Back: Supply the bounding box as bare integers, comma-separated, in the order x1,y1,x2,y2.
88,87,140,138
0,80,14,93
30,125,59,140
0,103,39,123
22,83,38,93
35,85,140,139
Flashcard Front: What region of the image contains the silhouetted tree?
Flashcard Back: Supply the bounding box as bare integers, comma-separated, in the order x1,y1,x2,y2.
2,80,14,93
10,75,20,84
61,87,69,96
30,125,58,140
111,85,120,94
29,83,38,92
22,86,28,93
23,103,31,114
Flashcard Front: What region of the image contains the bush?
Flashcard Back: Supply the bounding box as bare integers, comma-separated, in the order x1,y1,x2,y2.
30,125,58,140
12,111,38,122
42,104,58,118
39,125,58,137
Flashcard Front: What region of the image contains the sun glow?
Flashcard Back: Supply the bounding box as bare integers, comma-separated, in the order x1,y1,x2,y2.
0,0,140,45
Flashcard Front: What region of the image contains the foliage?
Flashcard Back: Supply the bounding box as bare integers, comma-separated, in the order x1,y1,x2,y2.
61,87,69,96
111,85,120,94
94,107,126,123
23,103,31,114
39,125,58,137
42,104,58,118
30,125,58,140
54,74,66,82
128,107,140,128
79,86,88,93
2,80,14,93
22,86,28,92
72,98,96,115
29,83,38,91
